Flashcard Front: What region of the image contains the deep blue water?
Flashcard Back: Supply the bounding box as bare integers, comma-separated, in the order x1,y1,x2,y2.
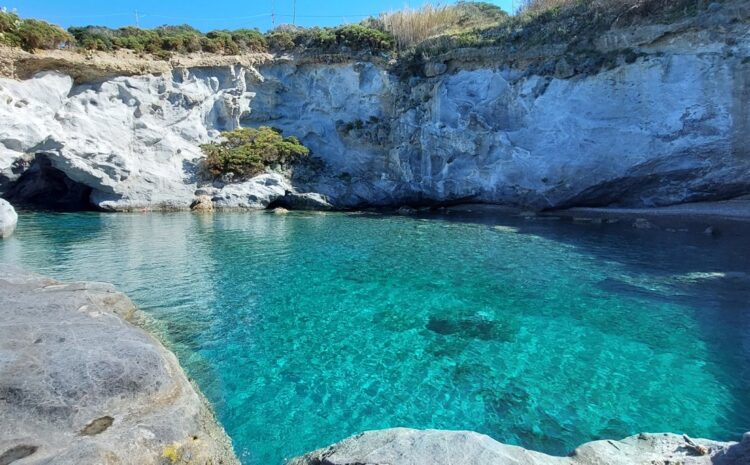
1,210,749,464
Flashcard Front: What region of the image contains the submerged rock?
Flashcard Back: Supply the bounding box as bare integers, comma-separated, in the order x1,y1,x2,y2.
289,428,750,465
426,316,515,342
0,265,239,465
632,218,655,230
397,206,417,215
0,199,18,238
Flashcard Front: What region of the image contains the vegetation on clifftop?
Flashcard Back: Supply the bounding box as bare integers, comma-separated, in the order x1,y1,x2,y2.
201,127,309,180
1,0,719,58
265,24,394,53
0,10,72,51
68,25,267,55
407,0,715,54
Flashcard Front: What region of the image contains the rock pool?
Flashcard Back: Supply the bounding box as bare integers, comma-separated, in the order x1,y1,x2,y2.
1,211,748,464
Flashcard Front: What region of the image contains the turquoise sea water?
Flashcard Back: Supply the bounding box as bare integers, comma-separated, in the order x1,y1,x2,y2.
1,211,749,464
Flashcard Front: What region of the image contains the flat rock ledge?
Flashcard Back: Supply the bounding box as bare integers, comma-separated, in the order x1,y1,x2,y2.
0,265,239,465
289,428,750,465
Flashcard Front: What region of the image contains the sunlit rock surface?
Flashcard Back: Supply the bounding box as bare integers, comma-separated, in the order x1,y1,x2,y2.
289,428,750,465
0,199,16,238
0,265,239,465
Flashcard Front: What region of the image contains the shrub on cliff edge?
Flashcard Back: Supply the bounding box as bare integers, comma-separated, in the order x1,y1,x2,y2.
266,24,394,53
201,127,310,180
0,10,72,51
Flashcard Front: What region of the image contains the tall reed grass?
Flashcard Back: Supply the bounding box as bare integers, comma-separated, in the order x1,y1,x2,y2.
378,4,460,50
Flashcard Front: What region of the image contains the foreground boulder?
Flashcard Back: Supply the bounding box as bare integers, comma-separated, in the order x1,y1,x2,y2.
0,199,17,238
289,428,749,465
0,265,239,465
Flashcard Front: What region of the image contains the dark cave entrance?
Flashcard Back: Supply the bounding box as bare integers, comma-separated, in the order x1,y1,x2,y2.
2,154,97,211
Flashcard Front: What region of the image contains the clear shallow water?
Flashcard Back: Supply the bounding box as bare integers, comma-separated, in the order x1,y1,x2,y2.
1,211,749,464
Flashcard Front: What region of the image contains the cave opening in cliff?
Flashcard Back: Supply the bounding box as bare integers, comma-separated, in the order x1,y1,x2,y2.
2,153,97,211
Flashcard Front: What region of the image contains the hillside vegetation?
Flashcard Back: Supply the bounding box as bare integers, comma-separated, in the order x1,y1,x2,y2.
0,0,717,58
0,10,72,50
405,0,715,58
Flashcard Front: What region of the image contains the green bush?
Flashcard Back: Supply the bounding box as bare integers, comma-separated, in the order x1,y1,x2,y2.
0,11,72,51
67,23,264,55
68,26,114,50
266,24,394,53
229,28,266,52
334,24,393,51
266,30,295,51
0,10,21,47
201,127,310,179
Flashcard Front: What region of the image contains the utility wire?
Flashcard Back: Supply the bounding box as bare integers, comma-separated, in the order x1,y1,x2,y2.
46,11,377,21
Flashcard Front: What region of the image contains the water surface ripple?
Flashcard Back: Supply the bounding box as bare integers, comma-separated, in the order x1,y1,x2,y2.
1,211,748,464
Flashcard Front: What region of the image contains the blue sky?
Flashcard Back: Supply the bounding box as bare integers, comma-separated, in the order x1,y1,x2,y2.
4,0,515,31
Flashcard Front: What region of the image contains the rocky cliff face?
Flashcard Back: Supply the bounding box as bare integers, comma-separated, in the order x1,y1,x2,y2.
0,3,748,211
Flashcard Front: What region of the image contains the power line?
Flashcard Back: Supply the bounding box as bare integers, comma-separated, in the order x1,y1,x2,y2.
142,13,272,21
36,8,385,28
54,12,374,21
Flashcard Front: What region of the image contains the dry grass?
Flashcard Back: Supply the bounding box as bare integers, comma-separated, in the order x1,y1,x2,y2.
378,4,461,50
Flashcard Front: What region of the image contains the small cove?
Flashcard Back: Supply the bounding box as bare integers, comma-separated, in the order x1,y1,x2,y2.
1,210,748,464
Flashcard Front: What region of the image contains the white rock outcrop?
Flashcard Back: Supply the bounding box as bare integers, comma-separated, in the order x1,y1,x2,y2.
204,172,292,209
0,66,254,210
290,428,750,465
0,199,17,238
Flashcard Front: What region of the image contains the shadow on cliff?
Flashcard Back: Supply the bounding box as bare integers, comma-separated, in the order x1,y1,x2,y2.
712,435,750,464
2,153,97,211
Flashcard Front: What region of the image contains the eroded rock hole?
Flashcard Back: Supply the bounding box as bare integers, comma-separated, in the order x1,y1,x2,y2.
3,153,96,211
0,445,38,465
80,415,114,435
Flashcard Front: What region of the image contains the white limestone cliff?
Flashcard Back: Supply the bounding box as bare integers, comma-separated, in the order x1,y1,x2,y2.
0,4,748,211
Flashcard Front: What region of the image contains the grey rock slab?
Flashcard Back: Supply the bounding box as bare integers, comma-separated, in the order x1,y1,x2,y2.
278,192,333,211
0,265,239,465
289,428,750,465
